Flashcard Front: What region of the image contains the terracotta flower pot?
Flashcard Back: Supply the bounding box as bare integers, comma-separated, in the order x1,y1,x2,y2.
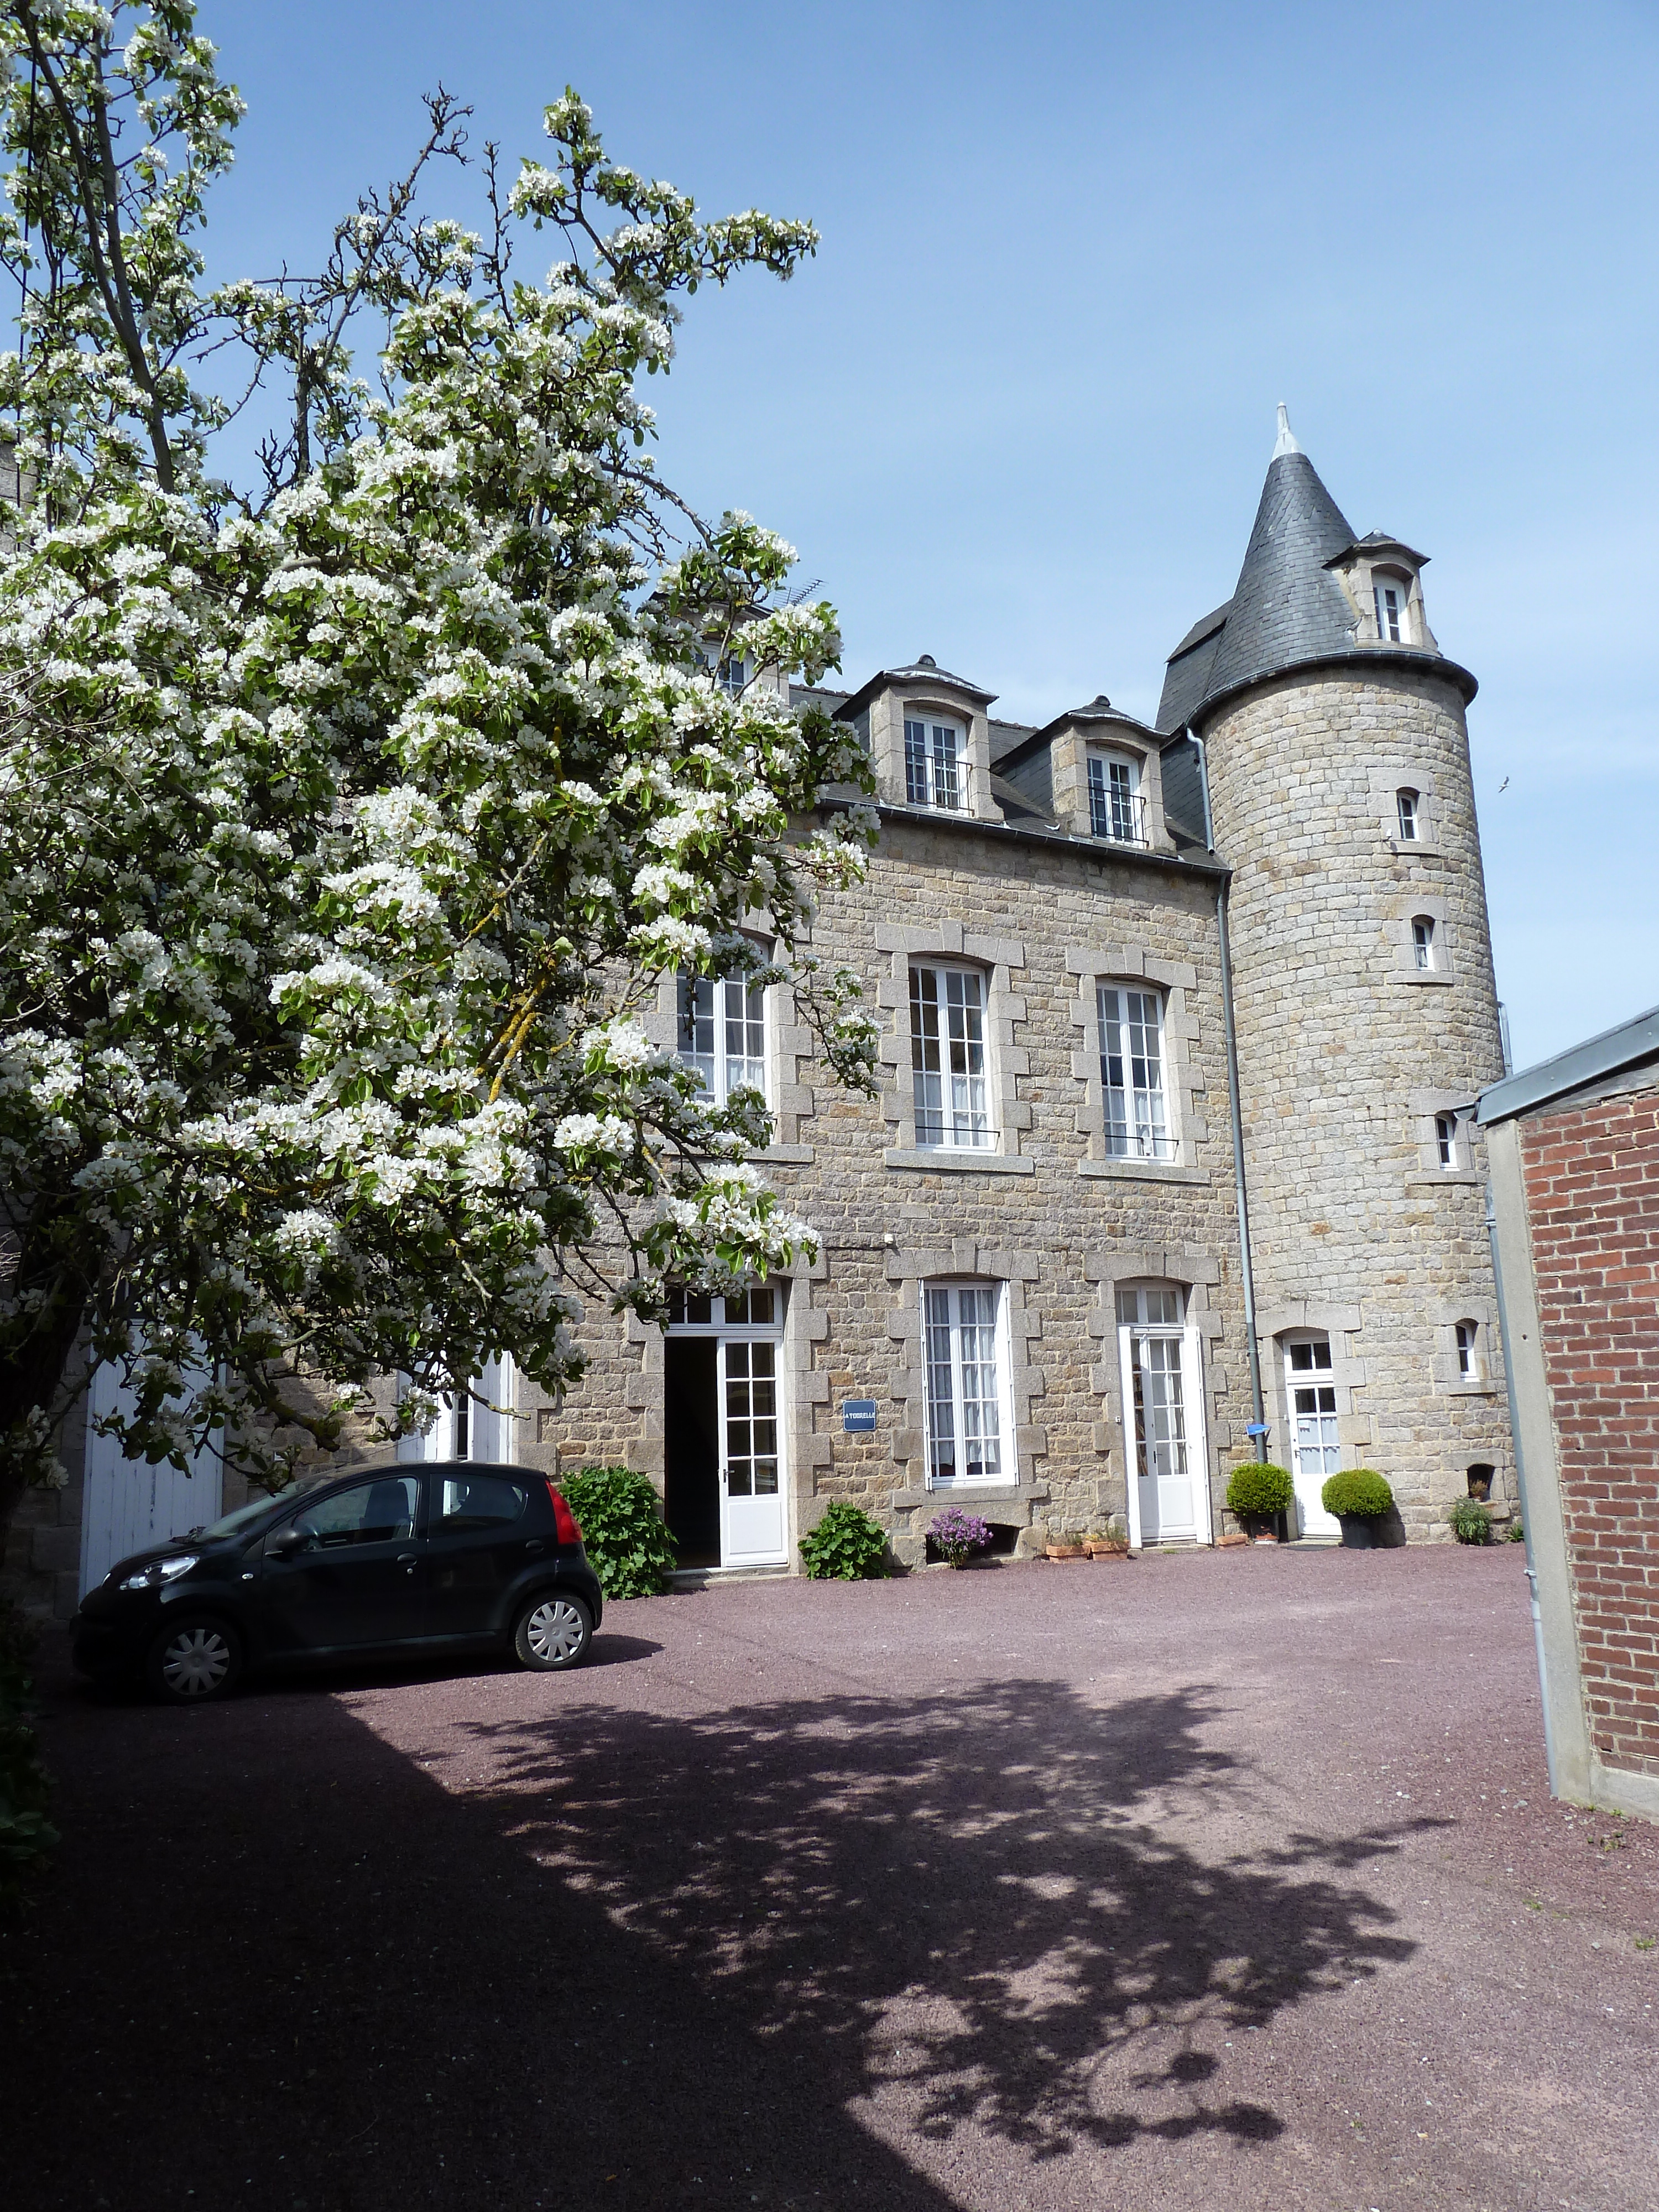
1045,1543,1087,1561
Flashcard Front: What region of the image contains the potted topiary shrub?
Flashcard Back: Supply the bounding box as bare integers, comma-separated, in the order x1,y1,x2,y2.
800,1499,891,1579
1448,1496,1495,1546
1225,1462,1294,1542
927,1507,992,1568
1320,1468,1394,1549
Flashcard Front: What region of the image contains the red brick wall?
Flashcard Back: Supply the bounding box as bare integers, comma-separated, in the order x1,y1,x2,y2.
1520,1083,1659,1778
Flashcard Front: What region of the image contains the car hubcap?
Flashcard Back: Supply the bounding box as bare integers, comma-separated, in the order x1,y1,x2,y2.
162,1628,231,1696
526,1600,585,1663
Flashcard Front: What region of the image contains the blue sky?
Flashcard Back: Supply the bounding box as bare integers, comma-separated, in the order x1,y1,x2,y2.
201,0,1658,1067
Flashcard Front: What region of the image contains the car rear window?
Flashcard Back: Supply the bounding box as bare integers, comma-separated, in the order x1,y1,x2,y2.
434,1474,530,1532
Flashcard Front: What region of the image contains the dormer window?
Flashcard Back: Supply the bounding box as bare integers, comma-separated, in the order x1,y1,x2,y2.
904,717,963,810
1374,574,1410,644
1396,788,1419,842
695,646,748,696
1087,751,1144,844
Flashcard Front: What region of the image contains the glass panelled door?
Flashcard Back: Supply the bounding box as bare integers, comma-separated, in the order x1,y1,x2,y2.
720,1333,785,1565
1286,1338,1342,1537
1117,1285,1205,1543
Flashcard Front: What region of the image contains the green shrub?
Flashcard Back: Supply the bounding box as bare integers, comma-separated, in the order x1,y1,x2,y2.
1321,1468,1394,1519
800,1499,890,1580
0,1598,57,1909
1505,1518,1526,1543
1225,1463,1294,1518
559,1465,679,1598
1448,1496,1495,1546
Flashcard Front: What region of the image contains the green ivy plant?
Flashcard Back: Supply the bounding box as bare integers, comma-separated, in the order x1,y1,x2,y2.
1225,1463,1294,1519
558,1466,679,1599
800,1499,890,1580
1321,1469,1394,1519
1448,1496,1495,1546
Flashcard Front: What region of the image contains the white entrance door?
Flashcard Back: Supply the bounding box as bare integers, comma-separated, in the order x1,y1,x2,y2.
1286,1338,1342,1537
1117,1285,1207,1545
79,1360,223,1596
719,1335,787,1566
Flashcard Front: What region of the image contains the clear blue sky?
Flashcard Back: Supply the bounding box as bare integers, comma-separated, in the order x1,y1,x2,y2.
201,0,1658,1068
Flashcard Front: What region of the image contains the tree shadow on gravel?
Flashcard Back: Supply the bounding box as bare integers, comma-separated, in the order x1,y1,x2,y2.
460,1678,1434,2162
1,1666,1435,2212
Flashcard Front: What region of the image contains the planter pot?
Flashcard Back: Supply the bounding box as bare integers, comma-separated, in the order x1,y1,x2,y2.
1045,1543,1087,1561
1084,1542,1130,1559
1338,1515,1376,1549
1240,1515,1281,1543
1251,1533,1280,1545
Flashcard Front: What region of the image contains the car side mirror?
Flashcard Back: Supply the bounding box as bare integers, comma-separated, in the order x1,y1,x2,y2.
268,1525,310,1558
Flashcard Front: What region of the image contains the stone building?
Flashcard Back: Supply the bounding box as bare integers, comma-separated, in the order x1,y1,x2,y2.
8,411,1517,1613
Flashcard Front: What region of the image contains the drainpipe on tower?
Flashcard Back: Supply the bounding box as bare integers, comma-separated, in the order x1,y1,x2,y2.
1190,727,1267,1463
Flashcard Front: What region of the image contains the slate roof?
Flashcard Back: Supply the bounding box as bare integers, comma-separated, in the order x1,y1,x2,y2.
1155,440,1475,733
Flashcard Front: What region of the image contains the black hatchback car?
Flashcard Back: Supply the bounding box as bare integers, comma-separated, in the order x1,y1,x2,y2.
71,1462,604,1703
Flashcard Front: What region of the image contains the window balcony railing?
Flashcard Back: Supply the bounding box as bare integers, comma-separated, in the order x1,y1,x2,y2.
1088,785,1148,847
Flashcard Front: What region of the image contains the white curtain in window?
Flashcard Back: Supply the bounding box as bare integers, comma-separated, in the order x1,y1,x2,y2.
679,972,767,1102
924,1282,1005,1485
1098,985,1172,1160
911,966,992,1147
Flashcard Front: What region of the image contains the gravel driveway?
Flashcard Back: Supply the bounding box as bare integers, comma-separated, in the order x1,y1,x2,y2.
3,1544,1656,2212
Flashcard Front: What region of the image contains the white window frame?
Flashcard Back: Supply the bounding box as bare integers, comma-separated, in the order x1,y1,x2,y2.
1374,574,1410,644
921,1279,1013,1490
904,715,964,811
397,1354,517,1464
910,962,994,1150
695,644,749,696
1455,1320,1480,1381
1396,787,1419,842
1436,1112,1460,1170
1412,916,1438,971
677,969,770,1107
1087,749,1145,845
1097,983,1175,1161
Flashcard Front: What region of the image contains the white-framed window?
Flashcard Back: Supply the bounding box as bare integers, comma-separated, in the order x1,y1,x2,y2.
397,1354,517,1464
695,645,748,696
1374,575,1408,643
922,1280,1009,1488
904,716,963,810
1455,1321,1480,1380
1412,916,1438,971
678,971,768,1104
1098,984,1175,1161
664,1284,778,1328
910,963,993,1149
1396,787,1419,841
1436,1112,1460,1168
1087,750,1144,844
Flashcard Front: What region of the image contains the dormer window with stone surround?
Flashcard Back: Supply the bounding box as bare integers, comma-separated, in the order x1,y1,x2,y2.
695,646,748,696
1374,575,1409,644
1087,750,1145,845
905,716,963,811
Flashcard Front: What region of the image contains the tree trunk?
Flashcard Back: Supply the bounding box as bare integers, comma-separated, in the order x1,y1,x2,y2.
0,1295,88,1543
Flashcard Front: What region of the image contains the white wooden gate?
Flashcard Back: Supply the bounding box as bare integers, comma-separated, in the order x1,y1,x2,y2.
79,1361,223,1597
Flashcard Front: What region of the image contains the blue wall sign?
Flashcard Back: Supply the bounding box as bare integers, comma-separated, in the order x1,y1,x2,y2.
841,1399,878,1433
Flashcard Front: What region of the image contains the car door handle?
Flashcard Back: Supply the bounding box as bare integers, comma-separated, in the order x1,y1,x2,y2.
397,1552,419,1573
524,1540,544,1556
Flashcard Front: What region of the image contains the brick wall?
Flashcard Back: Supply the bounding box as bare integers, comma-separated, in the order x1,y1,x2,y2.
1520,1082,1659,1779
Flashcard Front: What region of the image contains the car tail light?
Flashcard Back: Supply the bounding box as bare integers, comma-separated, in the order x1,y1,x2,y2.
546,1483,583,1546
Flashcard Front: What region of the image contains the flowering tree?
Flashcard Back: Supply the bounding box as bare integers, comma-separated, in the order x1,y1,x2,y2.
0,2,877,1530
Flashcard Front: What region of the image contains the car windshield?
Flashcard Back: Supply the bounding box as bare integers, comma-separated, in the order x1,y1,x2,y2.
192,1490,297,1543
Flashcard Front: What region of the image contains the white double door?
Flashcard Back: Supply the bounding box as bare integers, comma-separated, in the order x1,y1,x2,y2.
1118,1302,1208,1545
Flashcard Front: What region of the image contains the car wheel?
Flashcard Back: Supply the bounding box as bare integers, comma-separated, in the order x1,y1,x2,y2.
513,1591,592,1671
145,1617,244,1704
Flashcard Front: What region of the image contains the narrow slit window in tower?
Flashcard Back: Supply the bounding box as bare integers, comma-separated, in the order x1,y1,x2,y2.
1413,916,1437,971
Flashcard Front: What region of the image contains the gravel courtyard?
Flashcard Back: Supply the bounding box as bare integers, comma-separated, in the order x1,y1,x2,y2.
4,1545,1656,2212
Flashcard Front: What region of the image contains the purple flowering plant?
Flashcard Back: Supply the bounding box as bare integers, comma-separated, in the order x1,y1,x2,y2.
927,1507,993,1568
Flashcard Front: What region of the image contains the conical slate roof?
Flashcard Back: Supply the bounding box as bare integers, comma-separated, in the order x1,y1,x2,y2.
1155,409,1474,732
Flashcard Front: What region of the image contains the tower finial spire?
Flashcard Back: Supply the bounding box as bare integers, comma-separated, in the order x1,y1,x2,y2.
1272,402,1301,460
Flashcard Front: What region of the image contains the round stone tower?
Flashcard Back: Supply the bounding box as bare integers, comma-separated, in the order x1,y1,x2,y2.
1158,407,1511,1538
